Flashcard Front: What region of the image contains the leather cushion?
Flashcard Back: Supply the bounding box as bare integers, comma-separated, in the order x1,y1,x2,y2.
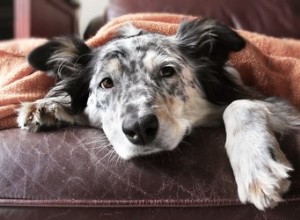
0,127,299,210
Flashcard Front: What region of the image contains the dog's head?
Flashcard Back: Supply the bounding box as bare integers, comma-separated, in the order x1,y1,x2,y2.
28,18,246,159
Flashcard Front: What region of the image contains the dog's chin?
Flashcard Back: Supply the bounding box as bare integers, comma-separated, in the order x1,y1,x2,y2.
113,142,180,160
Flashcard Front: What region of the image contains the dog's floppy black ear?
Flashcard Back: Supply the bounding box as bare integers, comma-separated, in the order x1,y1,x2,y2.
176,18,245,65
28,37,91,79
28,37,92,114
175,18,247,105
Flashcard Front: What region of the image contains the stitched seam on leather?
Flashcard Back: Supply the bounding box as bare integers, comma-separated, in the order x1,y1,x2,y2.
0,198,299,208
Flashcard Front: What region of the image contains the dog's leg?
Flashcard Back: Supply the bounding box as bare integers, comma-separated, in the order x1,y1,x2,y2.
223,98,299,210
17,91,87,132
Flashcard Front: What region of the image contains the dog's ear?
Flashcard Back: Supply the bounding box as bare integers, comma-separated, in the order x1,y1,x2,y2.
28,37,91,79
175,18,245,65
28,37,92,114
175,18,247,105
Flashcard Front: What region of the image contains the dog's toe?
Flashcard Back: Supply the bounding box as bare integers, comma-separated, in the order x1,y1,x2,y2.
237,158,293,210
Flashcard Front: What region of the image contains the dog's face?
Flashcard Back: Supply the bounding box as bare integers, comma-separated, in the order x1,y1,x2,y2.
28,18,246,159
87,29,219,159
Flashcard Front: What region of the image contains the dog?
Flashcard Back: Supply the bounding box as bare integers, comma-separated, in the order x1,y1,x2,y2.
17,18,299,210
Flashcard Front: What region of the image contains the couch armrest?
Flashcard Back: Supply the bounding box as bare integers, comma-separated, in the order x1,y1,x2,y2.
14,0,79,38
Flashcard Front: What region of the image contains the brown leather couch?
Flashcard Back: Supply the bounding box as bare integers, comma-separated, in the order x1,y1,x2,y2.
1,0,300,219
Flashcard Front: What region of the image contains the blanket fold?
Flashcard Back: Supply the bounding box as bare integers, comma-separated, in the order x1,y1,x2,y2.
1,13,300,129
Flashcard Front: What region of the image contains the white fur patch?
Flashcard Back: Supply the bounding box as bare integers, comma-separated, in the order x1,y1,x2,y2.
223,100,294,210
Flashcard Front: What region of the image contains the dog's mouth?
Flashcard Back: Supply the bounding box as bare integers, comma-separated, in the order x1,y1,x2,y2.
130,147,165,158
113,145,170,160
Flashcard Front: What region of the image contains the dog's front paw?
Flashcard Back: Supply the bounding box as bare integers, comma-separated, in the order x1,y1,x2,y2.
235,144,293,210
17,101,74,132
17,102,44,132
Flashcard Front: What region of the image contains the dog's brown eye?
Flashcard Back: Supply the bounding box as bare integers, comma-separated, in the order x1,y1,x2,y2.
100,77,114,89
160,66,176,77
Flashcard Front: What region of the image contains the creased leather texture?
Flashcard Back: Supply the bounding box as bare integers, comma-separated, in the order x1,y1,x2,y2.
0,127,299,219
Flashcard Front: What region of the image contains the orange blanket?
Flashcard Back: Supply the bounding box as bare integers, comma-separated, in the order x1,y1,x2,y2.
1,13,300,129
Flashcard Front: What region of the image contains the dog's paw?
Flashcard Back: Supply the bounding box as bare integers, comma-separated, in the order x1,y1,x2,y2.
235,145,293,210
17,101,74,132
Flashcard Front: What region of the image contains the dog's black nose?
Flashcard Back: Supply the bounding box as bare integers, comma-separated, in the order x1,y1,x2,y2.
122,114,159,145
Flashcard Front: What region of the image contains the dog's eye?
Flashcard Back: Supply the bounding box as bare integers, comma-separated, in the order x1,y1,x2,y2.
100,77,114,89
160,66,176,77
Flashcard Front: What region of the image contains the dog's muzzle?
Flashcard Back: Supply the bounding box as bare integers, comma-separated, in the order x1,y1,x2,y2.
122,114,159,145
